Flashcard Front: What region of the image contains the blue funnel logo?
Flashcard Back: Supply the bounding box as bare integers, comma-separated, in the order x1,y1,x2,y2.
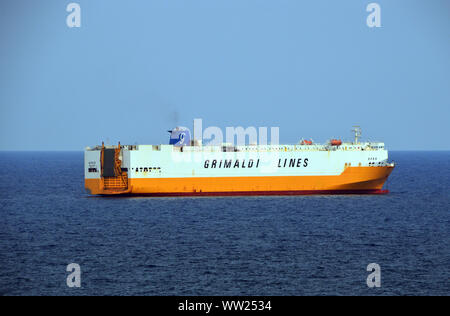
169,127,191,146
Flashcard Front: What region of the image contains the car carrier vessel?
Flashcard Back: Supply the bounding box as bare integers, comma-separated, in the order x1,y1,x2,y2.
84,126,394,196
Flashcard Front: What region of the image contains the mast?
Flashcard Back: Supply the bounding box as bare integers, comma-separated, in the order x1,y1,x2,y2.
352,126,362,144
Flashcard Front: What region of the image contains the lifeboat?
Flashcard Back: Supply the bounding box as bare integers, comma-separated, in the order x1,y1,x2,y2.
301,140,313,145
330,139,342,146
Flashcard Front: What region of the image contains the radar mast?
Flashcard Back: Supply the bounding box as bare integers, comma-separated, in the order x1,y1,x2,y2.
352,126,362,144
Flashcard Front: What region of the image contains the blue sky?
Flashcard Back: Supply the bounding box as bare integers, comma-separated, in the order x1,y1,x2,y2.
0,0,449,150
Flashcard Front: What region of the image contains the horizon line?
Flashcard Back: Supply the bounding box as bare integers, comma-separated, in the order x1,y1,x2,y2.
0,149,449,152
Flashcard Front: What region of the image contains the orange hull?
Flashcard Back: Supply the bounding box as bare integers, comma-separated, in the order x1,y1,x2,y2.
85,166,394,196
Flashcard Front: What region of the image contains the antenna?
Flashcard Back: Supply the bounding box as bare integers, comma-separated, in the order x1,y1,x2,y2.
352,126,362,144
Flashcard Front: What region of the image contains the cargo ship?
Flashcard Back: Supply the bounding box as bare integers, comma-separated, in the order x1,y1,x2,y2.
84,126,394,196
